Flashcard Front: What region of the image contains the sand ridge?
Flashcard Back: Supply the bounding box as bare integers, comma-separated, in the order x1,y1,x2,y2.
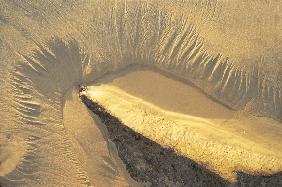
86,69,282,182
0,0,281,186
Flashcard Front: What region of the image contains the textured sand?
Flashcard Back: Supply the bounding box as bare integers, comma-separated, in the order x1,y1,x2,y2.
0,0,281,186
86,69,282,181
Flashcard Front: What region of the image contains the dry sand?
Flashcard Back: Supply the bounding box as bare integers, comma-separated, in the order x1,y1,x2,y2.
0,0,281,186
86,68,282,182
63,89,140,187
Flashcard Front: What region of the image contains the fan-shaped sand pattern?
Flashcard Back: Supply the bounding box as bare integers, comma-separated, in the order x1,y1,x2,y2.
0,0,281,186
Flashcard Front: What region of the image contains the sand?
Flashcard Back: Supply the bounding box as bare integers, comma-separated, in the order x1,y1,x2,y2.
63,89,140,187
0,0,281,186
86,68,282,182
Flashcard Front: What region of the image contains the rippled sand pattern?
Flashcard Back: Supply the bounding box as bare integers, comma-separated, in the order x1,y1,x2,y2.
0,0,281,186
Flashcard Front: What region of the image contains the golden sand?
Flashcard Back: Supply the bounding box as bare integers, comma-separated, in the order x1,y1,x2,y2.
86,69,282,181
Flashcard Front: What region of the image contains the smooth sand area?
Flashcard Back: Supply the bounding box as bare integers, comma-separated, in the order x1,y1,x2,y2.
63,89,140,187
97,68,234,119
86,68,282,181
